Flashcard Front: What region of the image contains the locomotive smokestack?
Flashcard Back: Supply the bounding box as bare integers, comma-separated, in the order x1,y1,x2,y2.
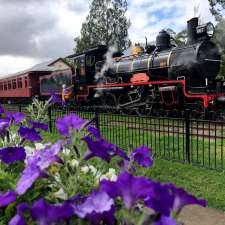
187,17,199,45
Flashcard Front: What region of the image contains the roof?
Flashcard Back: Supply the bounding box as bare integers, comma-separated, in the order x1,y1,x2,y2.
0,58,71,80
67,45,108,59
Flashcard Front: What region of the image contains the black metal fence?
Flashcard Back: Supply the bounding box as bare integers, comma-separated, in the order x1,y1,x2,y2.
3,103,225,171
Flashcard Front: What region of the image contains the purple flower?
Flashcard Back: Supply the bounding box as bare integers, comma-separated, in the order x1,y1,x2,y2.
100,172,153,209
49,93,62,104
0,190,16,207
56,114,86,136
74,191,115,225
16,141,63,195
9,203,29,225
87,126,101,139
168,184,207,215
83,136,112,162
16,163,45,195
83,135,129,162
0,147,26,164
31,199,73,225
6,112,26,124
131,145,153,168
0,104,4,114
18,126,42,142
153,216,178,225
144,182,174,216
87,125,129,161
0,118,10,133
29,120,49,131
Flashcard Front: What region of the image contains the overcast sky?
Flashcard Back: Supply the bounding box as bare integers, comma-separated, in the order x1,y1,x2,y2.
0,0,214,75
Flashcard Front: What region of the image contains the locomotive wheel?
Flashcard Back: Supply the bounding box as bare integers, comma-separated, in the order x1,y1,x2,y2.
102,93,117,113
118,94,134,115
136,99,153,116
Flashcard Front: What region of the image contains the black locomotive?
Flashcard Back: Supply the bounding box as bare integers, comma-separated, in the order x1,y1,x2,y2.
64,17,224,116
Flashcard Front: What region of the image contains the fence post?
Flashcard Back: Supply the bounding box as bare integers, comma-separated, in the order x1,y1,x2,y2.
18,104,22,112
185,110,191,163
48,106,52,133
95,108,99,130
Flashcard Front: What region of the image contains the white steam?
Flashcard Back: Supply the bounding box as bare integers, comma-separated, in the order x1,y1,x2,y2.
95,46,117,81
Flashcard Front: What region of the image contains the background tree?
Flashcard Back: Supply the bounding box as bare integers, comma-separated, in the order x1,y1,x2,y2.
74,0,131,53
208,0,225,78
208,0,225,21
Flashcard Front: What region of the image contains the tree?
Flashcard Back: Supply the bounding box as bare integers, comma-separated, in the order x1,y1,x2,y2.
74,0,131,53
208,0,225,21
166,28,187,46
213,19,225,79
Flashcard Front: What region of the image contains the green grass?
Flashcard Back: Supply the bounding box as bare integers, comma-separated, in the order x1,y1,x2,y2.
146,159,225,212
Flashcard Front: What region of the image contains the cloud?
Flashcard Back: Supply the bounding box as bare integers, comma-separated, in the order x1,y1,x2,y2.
127,0,215,43
0,56,40,77
0,0,89,58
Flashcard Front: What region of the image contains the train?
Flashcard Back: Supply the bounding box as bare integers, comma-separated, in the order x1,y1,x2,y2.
0,17,224,117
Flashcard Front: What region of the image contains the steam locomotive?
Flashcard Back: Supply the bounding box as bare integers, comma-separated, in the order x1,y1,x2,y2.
65,17,225,116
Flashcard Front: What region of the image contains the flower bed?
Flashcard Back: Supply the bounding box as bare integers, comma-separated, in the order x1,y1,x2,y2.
0,100,206,225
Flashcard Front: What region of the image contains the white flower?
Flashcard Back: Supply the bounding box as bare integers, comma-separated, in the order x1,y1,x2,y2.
109,173,117,181
99,175,108,181
35,143,46,150
24,146,34,157
81,166,90,174
81,165,98,175
62,148,70,155
70,159,79,168
108,168,116,174
54,188,67,200
89,165,97,175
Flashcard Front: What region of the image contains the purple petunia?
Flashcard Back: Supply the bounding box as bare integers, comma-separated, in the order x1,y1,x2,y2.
83,136,112,162
0,104,4,114
0,190,16,207
83,128,129,162
16,163,45,195
31,199,74,225
0,147,26,164
168,184,207,215
18,126,42,142
131,145,153,168
56,114,86,136
74,191,115,225
100,172,153,209
9,203,29,225
16,141,63,195
153,216,178,225
144,182,174,216
0,118,10,134
6,112,26,124
29,120,49,131
49,93,62,104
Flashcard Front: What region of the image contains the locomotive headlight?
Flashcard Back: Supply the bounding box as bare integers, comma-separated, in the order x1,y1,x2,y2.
206,22,214,37
196,22,215,38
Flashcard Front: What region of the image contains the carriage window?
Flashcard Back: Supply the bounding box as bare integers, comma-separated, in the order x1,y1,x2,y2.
24,77,28,88
18,78,22,88
8,80,12,89
0,83,3,90
4,82,7,90
12,79,16,89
